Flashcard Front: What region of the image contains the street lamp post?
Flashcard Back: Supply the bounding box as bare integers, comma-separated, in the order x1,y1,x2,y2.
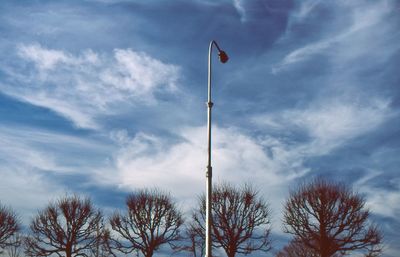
205,40,228,257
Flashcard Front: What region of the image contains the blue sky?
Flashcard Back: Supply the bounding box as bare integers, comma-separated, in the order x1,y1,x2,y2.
0,0,399,256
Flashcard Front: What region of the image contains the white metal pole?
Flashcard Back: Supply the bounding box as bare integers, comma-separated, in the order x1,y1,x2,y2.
205,40,228,257
205,40,213,257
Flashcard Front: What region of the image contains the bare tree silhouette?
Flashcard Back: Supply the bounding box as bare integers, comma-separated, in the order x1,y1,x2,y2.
283,178,382,257
110,189,183,257
190,183,272,257
173,223,204,257
0,204,20,252
24,195,109,257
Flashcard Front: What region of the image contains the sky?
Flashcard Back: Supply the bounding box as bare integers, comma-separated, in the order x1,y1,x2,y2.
0,0,399,256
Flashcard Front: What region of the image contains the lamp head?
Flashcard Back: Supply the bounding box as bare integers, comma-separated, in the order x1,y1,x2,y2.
218,50,229,63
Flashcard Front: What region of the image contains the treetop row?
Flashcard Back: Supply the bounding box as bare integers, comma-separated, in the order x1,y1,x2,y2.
0,178,382,257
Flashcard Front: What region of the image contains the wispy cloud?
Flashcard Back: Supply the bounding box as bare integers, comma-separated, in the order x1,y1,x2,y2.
0,126,65,172
272,39,331,74
95,126,304,217
0,125,111,173
232,0,246,21
0,125,114,221
295,0,321,20
231,0,287,23
1,44,181,129
253,97,391,156
353,170,400,218
273,0,396,73
365,185,400,218
0,168,66,223
287,99,390,154
97,94,392,219
252,95,398,229
17,44,71,70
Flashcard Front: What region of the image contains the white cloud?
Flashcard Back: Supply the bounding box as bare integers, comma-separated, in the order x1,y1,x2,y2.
272,39,331,74
295,0,321,20
95,126,304,218
0,168,66,224
231,0,278,23
273,0,396,73
98,93,392,221
0,125,111,173
253,97,391,156
101,49,178,95
0,125,114,222
365,188,400,218
17,44,71,70
276,0,322,44
0,127,63,172
3,44,181,129
232,0,246,21
287,98,390,154
353,170,400,218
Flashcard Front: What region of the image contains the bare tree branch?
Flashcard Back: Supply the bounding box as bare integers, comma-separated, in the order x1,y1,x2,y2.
171,223,205,257
0,204,20,252
4,232,23,257
276,239,321,257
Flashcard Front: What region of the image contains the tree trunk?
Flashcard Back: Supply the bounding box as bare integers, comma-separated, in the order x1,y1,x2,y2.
145,248,154,257
66,246,72,257
226,246,236,257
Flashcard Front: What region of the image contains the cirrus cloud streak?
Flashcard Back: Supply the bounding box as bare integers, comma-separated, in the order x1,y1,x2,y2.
1,44,181,129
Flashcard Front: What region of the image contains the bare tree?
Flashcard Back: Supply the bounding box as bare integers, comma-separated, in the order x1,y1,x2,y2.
173,223,204,257
24,195,109,257
110,189,183,257
190,183,272,257
0,204,20,252
283,178,382,257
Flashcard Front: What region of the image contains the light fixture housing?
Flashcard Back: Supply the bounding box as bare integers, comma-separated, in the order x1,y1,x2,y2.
218,50,229,63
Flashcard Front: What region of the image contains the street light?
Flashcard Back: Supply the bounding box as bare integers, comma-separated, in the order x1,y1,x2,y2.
205,40,229,257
